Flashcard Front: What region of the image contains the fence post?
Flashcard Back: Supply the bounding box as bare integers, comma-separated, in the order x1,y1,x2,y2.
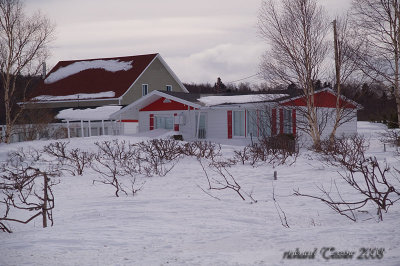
274,171,277,180
102,120,105,135
67,120,71,139
80,120,84,137
88,120,92,137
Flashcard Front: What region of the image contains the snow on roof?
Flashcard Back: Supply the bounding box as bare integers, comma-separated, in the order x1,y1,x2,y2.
44,59,133,84
33,91,116,101
198,94,288,106
56,105,123,121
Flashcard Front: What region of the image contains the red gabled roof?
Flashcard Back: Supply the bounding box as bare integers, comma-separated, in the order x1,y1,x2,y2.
32,53,158,100
281,89,357,109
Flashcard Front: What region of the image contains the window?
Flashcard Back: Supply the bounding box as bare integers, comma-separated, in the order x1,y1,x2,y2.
247,110,258,138
283,109,293,134
195,113,207,139
154,115,173,130
142,84,148,96
166,85,172,92
233,111,245,136
259,109,271,137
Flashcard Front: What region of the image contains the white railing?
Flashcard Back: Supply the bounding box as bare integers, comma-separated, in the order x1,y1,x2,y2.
0,120,122,144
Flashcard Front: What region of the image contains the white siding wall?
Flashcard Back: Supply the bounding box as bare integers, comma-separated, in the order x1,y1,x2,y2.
205,109,228,139
122,122,138,134
297,107,357,144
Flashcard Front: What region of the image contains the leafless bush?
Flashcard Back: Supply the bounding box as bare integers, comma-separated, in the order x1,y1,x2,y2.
0,148,61,233
233,146,250,165
272,183,290,228
133,139,182,176
318,134,369,170
197,158,256,203
92,140,143,197
180,141,222,160
43,141,94,176
380,129,400,150
234,135,299,167
295,135,400,221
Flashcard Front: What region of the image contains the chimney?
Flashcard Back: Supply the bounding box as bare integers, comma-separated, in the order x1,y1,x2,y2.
42,62,46,79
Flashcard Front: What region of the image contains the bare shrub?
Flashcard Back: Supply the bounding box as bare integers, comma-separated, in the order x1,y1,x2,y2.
234,135,299,167
380,129,400,151
43,141,94,176
272,183,290,228
197,158,256,203
92,140,142,197
233,146,250,165
295,135,400,221
0,148,61,232
180,141,222,160
134,139,182,176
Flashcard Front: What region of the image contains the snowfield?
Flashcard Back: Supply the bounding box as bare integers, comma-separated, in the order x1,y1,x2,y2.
0,122,399,266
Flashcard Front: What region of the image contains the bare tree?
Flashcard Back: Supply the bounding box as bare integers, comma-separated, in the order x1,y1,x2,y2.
0,0,55,143
258,0,330,147
350,0,400,126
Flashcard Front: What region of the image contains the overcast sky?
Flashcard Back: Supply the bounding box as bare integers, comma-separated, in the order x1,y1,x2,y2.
26,0,351,85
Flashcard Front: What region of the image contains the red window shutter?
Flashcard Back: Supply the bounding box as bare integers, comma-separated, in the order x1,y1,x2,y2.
174,113,179,131
149,114,154,130
279,109,284,134
272,109,277,135
292,109,296,135
227,110,232,139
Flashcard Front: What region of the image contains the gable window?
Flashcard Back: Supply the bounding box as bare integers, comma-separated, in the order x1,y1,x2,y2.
166,85,172,92
142,84,148,96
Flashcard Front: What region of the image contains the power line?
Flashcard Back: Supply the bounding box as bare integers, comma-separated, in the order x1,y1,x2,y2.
226,72,261,83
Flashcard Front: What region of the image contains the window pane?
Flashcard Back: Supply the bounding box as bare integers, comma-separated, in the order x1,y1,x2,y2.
165,117,173,129
259,109,271,137
233,111,245,136
283,109,292,134
247,110,257,137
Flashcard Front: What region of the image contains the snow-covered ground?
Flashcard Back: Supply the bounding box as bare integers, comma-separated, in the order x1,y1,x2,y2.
0,122,399,266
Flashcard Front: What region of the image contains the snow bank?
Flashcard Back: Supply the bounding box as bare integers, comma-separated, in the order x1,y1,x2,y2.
33,91,116,101
56,105,122,121
45,59,133,84
198,94,288,106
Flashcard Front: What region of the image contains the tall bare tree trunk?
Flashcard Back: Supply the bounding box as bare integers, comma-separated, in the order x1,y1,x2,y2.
330,20,342,142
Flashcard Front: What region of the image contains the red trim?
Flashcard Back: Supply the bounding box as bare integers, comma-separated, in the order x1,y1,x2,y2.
149,114,154,130
227,110,232,139
120,120,138,123
140,97,195,111
174,113,179,131
292,109,296,136
279,109,284,134
272,109,277,135
281,90,356,109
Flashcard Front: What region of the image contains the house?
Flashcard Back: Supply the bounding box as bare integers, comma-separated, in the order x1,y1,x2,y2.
23,53,188,135
27,53,188,109
110,88,359,144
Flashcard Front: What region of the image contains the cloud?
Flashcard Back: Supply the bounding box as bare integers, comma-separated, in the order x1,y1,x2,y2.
28,0,352,84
